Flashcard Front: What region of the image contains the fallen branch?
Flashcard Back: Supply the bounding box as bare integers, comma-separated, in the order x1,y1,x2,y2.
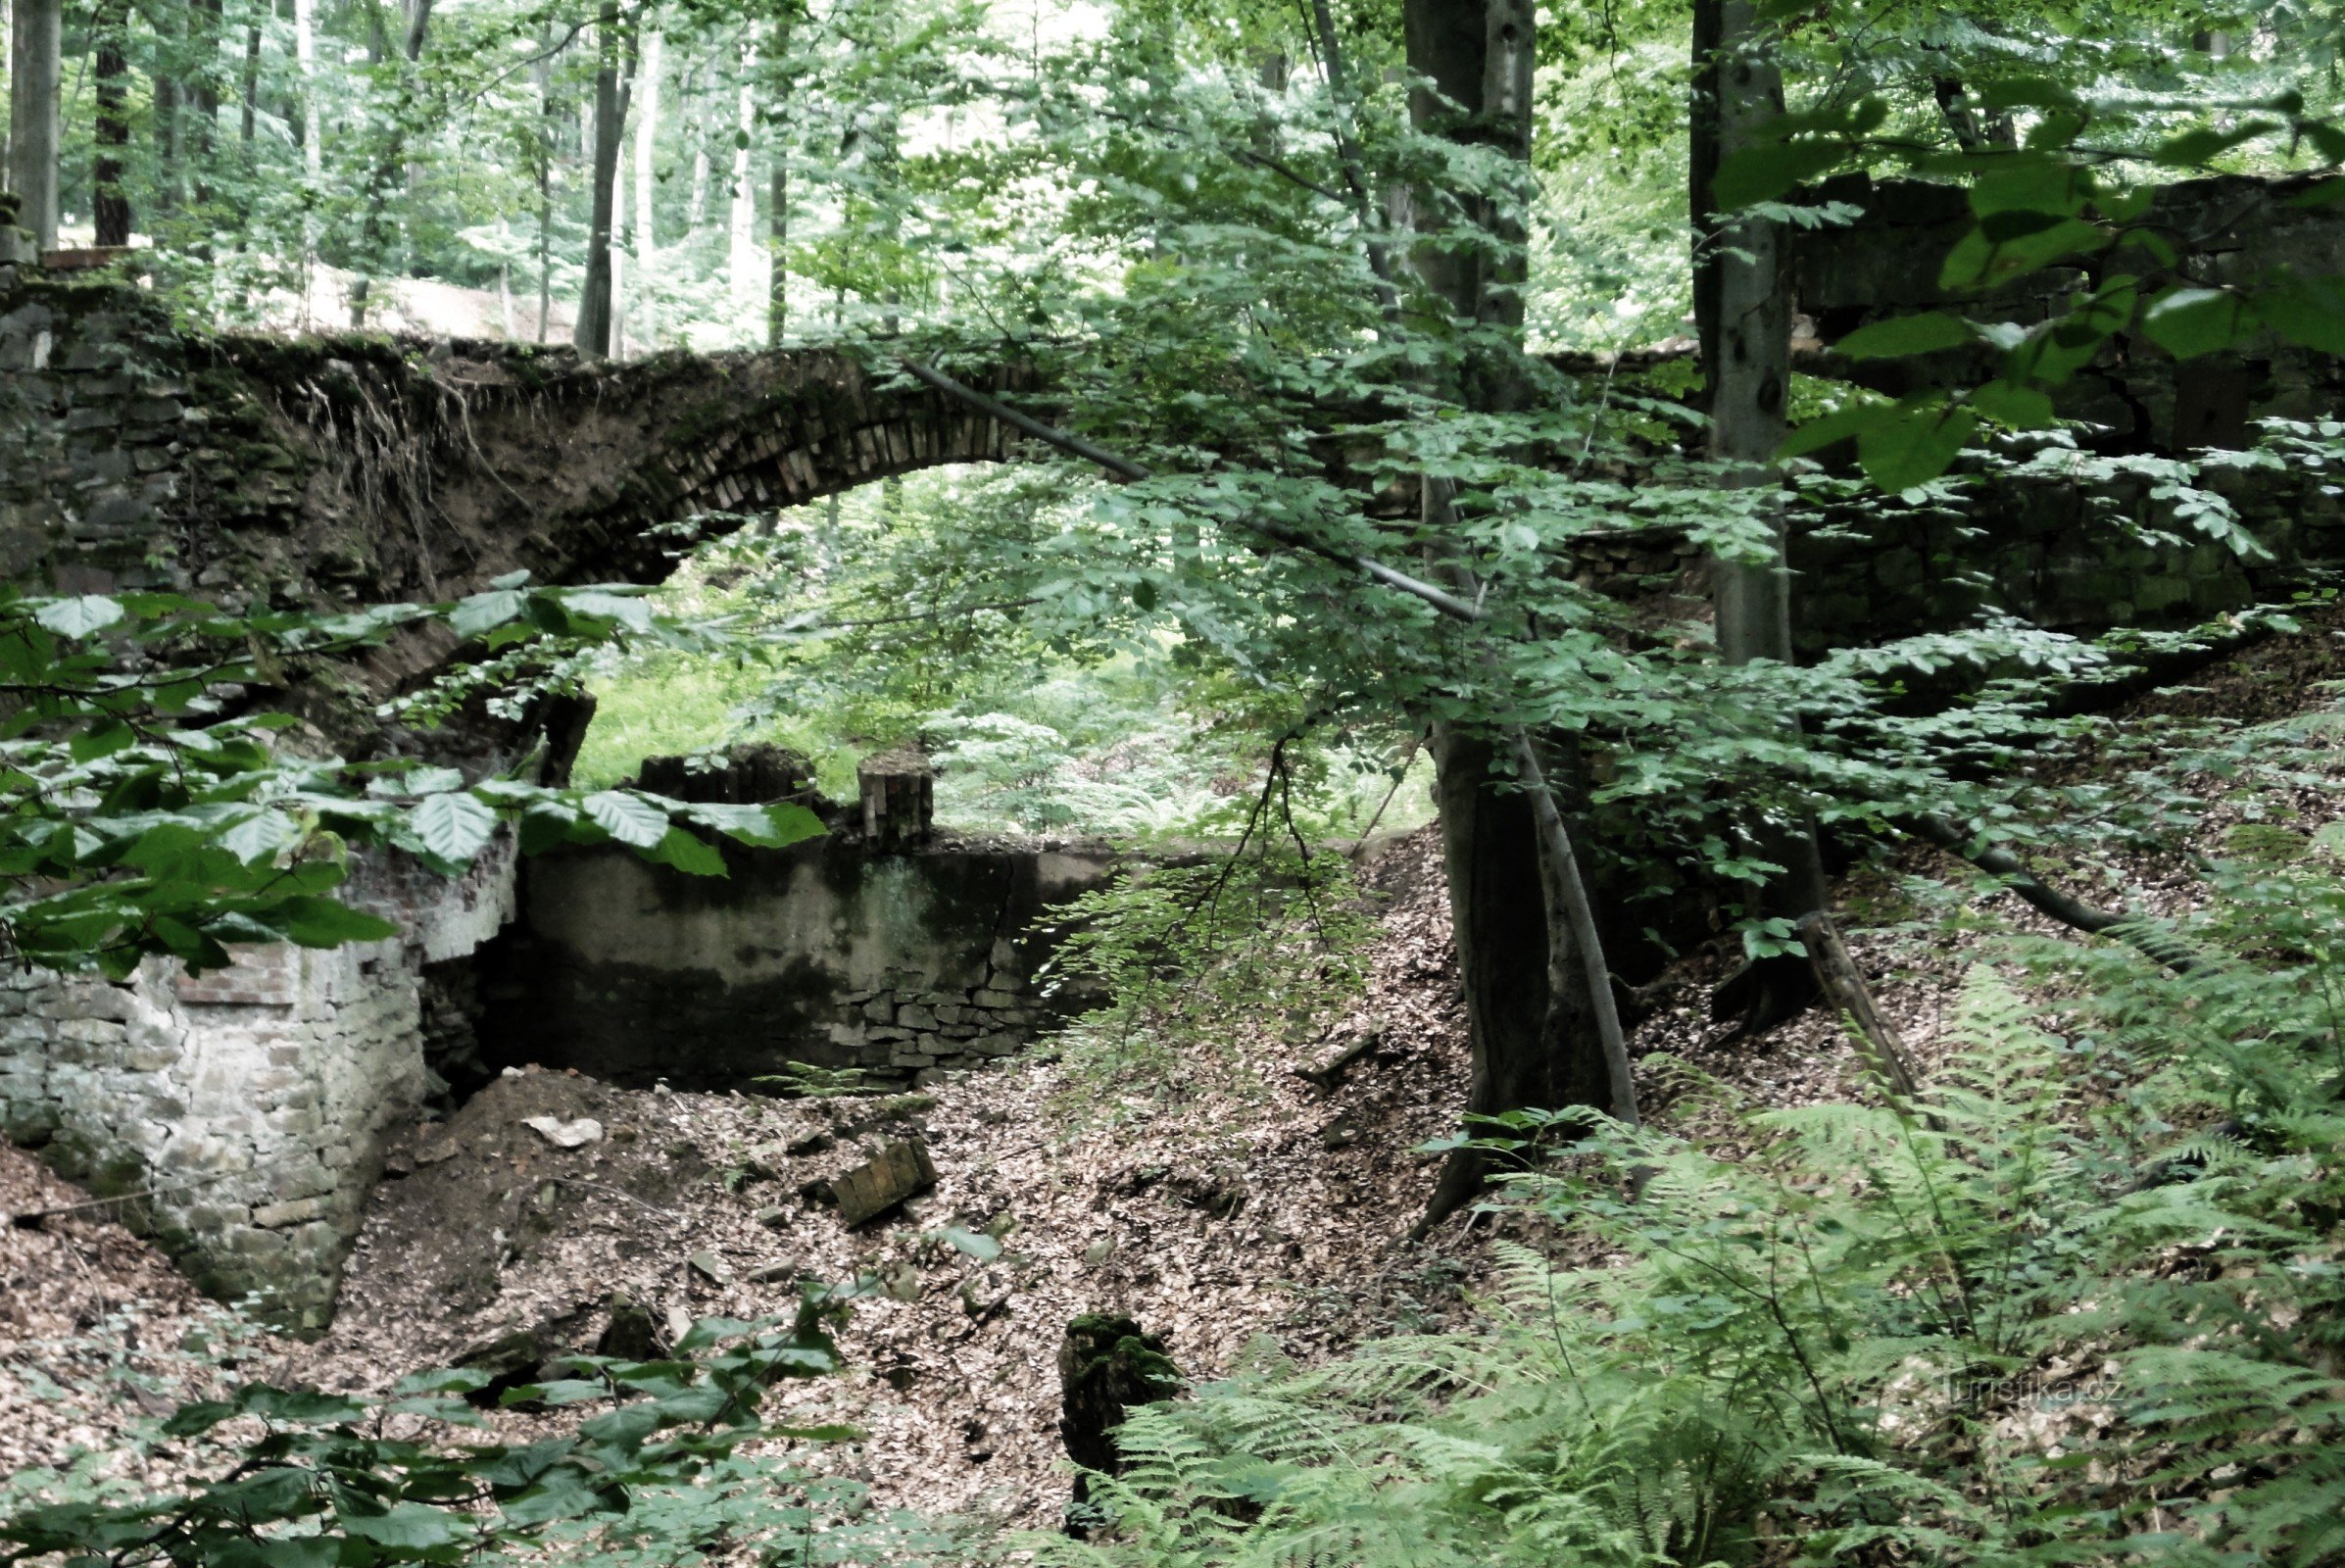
1294,1029,1383,1095
1912,814,2210,973
1799,910,1932,1125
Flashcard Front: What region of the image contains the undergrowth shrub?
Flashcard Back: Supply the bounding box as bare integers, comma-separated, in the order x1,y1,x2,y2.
0,1301,942,1568
1040,848,1375,1119
1031,862,2345,1566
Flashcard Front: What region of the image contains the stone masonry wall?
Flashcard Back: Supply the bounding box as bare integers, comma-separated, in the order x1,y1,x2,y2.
0,849,514,1332
477,837,1122,1093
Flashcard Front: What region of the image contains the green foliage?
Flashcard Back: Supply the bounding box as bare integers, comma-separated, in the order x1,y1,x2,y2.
1039,888,2345,1565
0,1300,931,1568
1042,845,1375,1114
0,579,819,977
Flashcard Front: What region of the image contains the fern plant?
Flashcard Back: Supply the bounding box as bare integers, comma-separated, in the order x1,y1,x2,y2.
1023,896,2345,1568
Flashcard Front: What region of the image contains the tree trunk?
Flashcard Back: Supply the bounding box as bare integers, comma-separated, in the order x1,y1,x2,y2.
153,75,180,223
767,161,788,346
93,3,131,248
190,0,221,213
727,43,758,324
1398,0,1625,1235
7,0,61,250
293,0,321,185
532,24,556,344
1418,723,1619,1227
239,17,259,149
633,28,661,343
1701,0,1830,1036
348,0,436,326
574,5,634,358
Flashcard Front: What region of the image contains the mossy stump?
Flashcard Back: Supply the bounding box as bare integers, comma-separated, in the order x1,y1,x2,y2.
1057,1312,1180,1534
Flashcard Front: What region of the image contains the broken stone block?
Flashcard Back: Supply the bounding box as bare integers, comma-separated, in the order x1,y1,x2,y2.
456,1326,548,1407
744,1142,794,1180
746,1259,802,1285
756,1204,790,1229
597,1293,659,1360
523,1115,602,1149
689,1250,734,1287
784,1128,834,1156
831,1138,937,1227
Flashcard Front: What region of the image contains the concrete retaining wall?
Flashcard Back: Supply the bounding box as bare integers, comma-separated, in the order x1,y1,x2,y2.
477,837,1121,1092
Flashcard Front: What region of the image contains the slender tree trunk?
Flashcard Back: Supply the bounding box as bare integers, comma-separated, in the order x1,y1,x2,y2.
611,126,630,358
727,42,757,324
633,28,661,344
348,0,436,326
767,160,788,345
153,74,180,224
1698,0,1830,1036
533,24,555,344
294,0,322,186
93,2,131,248
190,0,221,214
239,16,259,149
574,4,634,358
7,0,61,250
1397,0,1628,1233
688,117,709,233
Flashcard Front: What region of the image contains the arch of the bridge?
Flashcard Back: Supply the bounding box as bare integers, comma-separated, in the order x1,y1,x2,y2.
519,349,1045,587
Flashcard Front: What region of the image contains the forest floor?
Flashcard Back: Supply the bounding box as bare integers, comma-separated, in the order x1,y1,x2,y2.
5,611,2342,1528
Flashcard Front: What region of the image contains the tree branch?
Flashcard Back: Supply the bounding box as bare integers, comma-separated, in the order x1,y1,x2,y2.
1912,813,2209,973
1512,728,1639,1128
898,358,1482,624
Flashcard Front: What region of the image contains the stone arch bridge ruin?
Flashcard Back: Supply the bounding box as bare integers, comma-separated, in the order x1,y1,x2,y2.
8,170,2345,1328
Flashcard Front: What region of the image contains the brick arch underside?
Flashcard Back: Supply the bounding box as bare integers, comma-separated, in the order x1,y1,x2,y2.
447,349,1041,592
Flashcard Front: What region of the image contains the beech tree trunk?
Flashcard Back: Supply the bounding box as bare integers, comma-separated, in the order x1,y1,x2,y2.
767,162,788,346
7,0,61,250
1700,0,1830,1035
727,43,757,323
633,29,662,344
93,3,131,248
574,5,635,358
191,0,221,214
349,0,436,326
1401,0,1625,1233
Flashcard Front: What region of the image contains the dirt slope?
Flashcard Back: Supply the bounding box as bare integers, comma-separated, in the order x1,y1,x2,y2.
8,621,2338,1525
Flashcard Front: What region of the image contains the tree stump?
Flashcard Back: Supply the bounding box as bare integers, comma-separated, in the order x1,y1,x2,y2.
857,748,934,848
1057,1313,1180,1534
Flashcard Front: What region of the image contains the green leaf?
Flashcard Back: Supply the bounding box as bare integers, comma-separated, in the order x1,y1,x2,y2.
33,596,125,637
1778,399,1898,460
337,1501,475,1554
642,825,728,877
1940,217,2109,291
2149,122,2277,168
687,801,826,850
498,1477,612,1527
2141,288,2259,360
935,1226,1002,1261
220,808,301,866
1712,140,1844,210
448,589,526,640
2259,275,2345,356
583,790,669,849
409,792,498,863
256,897,399,948
1969,382,2057,429
1834,314,1977,361
1856,399,1978,491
